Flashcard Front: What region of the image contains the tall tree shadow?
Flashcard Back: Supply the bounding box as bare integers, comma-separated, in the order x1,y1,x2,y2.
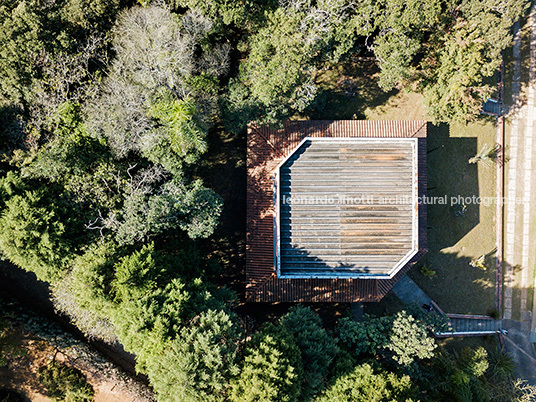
308,60,397,120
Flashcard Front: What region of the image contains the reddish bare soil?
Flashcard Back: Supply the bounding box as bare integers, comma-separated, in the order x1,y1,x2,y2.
0,325,143,401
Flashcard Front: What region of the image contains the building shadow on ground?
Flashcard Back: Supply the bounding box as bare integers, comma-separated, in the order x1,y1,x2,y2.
426,123,480,250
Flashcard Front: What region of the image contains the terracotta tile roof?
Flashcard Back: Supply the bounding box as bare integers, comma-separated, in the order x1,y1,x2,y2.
246,120,427,302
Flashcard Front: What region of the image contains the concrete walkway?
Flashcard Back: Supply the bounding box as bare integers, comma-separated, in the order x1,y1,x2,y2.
391,275,434,307
504,18,523,322
504,2,536,326
502,4,536,385
503,319,536,386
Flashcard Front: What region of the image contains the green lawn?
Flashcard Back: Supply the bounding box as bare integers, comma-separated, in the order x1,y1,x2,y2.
311,60,398,120
411,119,497,315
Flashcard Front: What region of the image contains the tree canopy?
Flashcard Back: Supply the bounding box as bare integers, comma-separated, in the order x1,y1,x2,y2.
316,363,415,402
0,1,532,400
229,323,303,402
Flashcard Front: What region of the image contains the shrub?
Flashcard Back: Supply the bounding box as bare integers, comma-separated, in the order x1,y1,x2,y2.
38,360,94,402
0,388,25,402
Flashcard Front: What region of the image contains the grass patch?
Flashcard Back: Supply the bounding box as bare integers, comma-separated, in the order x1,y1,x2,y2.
365,91,427,121
410,119,497,314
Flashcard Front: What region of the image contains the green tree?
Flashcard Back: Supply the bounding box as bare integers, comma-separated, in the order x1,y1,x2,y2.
229,323,303,402
386,311,436,367
148,94,208,163
51,242,124,344
487,349,515,382
371,0,442,90
23,102,112,197
421,0,528,123
316,363,415,402
336,315,390,356
0,0,71,106
109,244,197,366
112,278,192,371
0,0,118,135
368,0,529,122
226,0,362,130
0,172,81,282
422,19,496,123
428,347,494,401
336,311,436,370
62,0,120,30
281,306,339,397
374,30,421,90
106,243,236,372
108,178,223,245
52,272,117,342
170,0,252,28
238,8,314,123
146,309,240,402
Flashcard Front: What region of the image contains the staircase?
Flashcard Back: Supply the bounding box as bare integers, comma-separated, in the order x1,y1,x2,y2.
481,98,502,116
436,314,502,337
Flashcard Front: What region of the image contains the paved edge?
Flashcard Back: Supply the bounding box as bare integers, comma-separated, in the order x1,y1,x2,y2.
496,56,505,314
496,115,504,314
504,19,522,320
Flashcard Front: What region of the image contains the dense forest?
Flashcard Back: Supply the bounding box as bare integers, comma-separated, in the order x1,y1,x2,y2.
0,0,533,400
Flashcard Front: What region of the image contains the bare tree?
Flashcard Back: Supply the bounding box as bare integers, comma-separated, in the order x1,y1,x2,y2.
113,5,196,95
86,6,218,159
181,9,213,43
86,74,152,157
27,34,107,139
199,42,231,77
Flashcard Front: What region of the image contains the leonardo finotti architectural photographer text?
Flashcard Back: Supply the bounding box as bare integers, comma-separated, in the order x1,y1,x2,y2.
280,194,526,207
